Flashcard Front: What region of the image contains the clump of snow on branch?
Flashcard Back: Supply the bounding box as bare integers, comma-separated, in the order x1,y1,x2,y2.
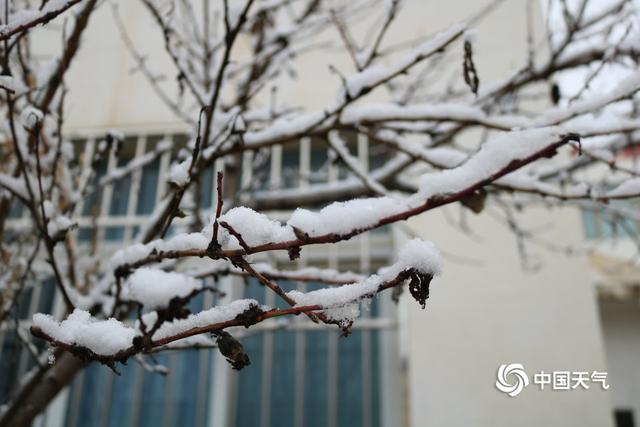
607,178,640,198
33,310,135,356
417,127,565,198
125,269,202,309
288,197,406,237
168,159,190,186
288,239,442,325
218,206,296,247
150,299,260,340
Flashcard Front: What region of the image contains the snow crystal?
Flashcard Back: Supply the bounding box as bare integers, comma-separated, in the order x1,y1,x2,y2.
162,232,210,252
380,238,442,280
288,196,407,237
109,243,154,269
47,215,74,236
0,174,28,200
218,206,296,247
168,159,190,186
343,102,527,130
288,275,380,325
125,269,202,309
253,263,364,283
463,28,478,43
287,239,441,324
0,75,27,95
43,200,55,217
244,111,326,145
109,233,209,270
33,309,135,356
417,127,563,199
153,299,259,340
345,66,389,98
21,106,44,129
607,178,640,198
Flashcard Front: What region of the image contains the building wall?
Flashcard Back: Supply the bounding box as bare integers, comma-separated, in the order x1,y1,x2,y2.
400,1,614,426
405,207,613,427
49,1,620,426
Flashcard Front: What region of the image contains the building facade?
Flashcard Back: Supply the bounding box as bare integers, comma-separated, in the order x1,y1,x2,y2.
1,1,639,426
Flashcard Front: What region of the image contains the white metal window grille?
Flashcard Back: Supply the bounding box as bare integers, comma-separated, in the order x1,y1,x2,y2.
1,130,401,427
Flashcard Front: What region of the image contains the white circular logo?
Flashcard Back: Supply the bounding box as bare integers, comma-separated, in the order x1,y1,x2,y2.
496,363,529,397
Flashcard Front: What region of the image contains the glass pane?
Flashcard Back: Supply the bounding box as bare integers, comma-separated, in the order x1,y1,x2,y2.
136,157,160,215
0,334,20,405
172,350,200,426
235,334,264,427
310,139,329,184
303,331,329,427
199,164,214,209
77,363,109,426
282,144,300,189
109,156,133,217
270,331,295,427
139,354,169,427
82,160,107,217
106,361,138,427
338,330,364,427
37,280,57,314
235,280,266,427
581,209,598,239
16,287,33,319
7,199,24,218
77,227,95,243
105,226,125,242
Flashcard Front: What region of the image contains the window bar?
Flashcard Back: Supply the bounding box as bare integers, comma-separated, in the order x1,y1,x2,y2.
162,354,177,427
293,137,311,427
123,135,147,243
195,285,215,427
72,138,96,240
64,369,85,427
358,133,373,427
260,145,283,427
156,135,172,206
0,330,5,362
41,386,71,427
327,153,339,427
127,358,145,427
299,137,311,190
210,275,238,427
95,143,118,244
74,138,96,219
98,372,113,427
380,229,404,427
270,144,282,190
16,283,43,377
241,150,254,191
260,289,275,427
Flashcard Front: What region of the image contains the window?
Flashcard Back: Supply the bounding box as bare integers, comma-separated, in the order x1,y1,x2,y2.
235,278,384,427
64,292,217,427
1,131,399,427
615,409,636,427
581,202,639,240
0,279,58,405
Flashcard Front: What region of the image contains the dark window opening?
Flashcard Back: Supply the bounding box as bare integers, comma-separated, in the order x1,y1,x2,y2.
615,409,635,427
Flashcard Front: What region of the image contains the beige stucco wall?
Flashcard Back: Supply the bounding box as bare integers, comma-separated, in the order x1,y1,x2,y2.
401,1,613,426
403,206,612,426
